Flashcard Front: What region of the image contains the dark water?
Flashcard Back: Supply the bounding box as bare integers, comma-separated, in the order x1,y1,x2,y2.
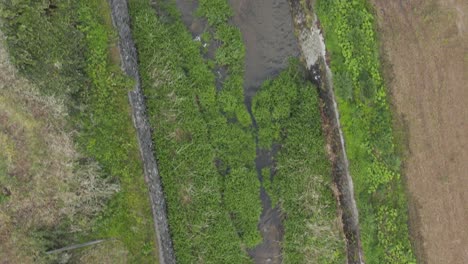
251,147,283,264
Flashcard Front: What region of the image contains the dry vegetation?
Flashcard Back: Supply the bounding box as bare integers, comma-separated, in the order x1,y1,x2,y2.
0,33,118,263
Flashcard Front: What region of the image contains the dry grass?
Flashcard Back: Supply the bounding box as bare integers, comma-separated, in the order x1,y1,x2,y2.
0,32,118,263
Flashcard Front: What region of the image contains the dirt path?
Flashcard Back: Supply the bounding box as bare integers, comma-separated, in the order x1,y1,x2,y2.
371,1,468,263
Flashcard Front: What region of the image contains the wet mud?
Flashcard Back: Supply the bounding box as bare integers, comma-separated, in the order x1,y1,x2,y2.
249,146,283,264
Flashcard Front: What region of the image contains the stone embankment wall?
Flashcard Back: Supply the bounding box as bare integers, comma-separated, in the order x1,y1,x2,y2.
109,1,176,263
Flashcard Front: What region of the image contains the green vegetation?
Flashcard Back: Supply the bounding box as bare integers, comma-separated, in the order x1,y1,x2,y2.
76,0,158,262
253,61,345,263
316,0,416,263
0,0,157,262
197,0,261,247
0,47,117,263
128,0,261,262
198,0,261,246
0,1,85,98
3,0,412,262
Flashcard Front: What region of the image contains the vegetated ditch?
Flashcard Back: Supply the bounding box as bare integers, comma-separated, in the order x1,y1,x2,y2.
175,0,306,262
175,0,300,262
288,0,364,263
176,0,362,262
229,0,364,262
111,0,362,262
228,0,363,262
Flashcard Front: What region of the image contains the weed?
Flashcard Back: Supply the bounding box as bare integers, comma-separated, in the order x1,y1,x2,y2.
253,61,346,263
0,33,116,262
129,0,260,262
316,0,416,262
0,0,158,262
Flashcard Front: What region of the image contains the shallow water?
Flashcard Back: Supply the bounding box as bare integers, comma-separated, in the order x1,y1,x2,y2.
175,0,204,36
229,0,300,105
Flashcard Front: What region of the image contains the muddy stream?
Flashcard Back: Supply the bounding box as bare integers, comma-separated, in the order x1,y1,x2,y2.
175,0,299,262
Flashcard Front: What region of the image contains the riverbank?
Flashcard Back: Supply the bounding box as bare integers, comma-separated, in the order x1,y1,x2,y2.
314,0,416,262
287,1,363,262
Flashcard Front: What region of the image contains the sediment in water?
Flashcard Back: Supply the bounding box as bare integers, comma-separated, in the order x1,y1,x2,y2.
109,1,176,263
288,0,364,263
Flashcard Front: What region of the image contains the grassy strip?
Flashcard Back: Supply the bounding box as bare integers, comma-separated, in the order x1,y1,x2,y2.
253,61,345,263
128,0,261,262
1,0,158,262
76,1,158,262
315,0,416,263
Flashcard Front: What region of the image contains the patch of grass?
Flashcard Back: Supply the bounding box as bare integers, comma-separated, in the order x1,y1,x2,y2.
128,0,262,262
75,0,158,262
252,61,345,263
0,0,158,262
72,239,129,264
316,0,416,263
0,38,116,263
0,1,86,98
197,0,261,247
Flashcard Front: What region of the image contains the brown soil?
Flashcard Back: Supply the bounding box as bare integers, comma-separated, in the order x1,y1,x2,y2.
371,1,468,263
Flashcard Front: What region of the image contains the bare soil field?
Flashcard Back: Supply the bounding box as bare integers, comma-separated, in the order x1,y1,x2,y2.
371,0,468,263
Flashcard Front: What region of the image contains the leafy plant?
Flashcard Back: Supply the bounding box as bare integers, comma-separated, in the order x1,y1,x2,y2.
0,0,158,261
316,0,416,262
253,61,346,263
128,0,261,262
